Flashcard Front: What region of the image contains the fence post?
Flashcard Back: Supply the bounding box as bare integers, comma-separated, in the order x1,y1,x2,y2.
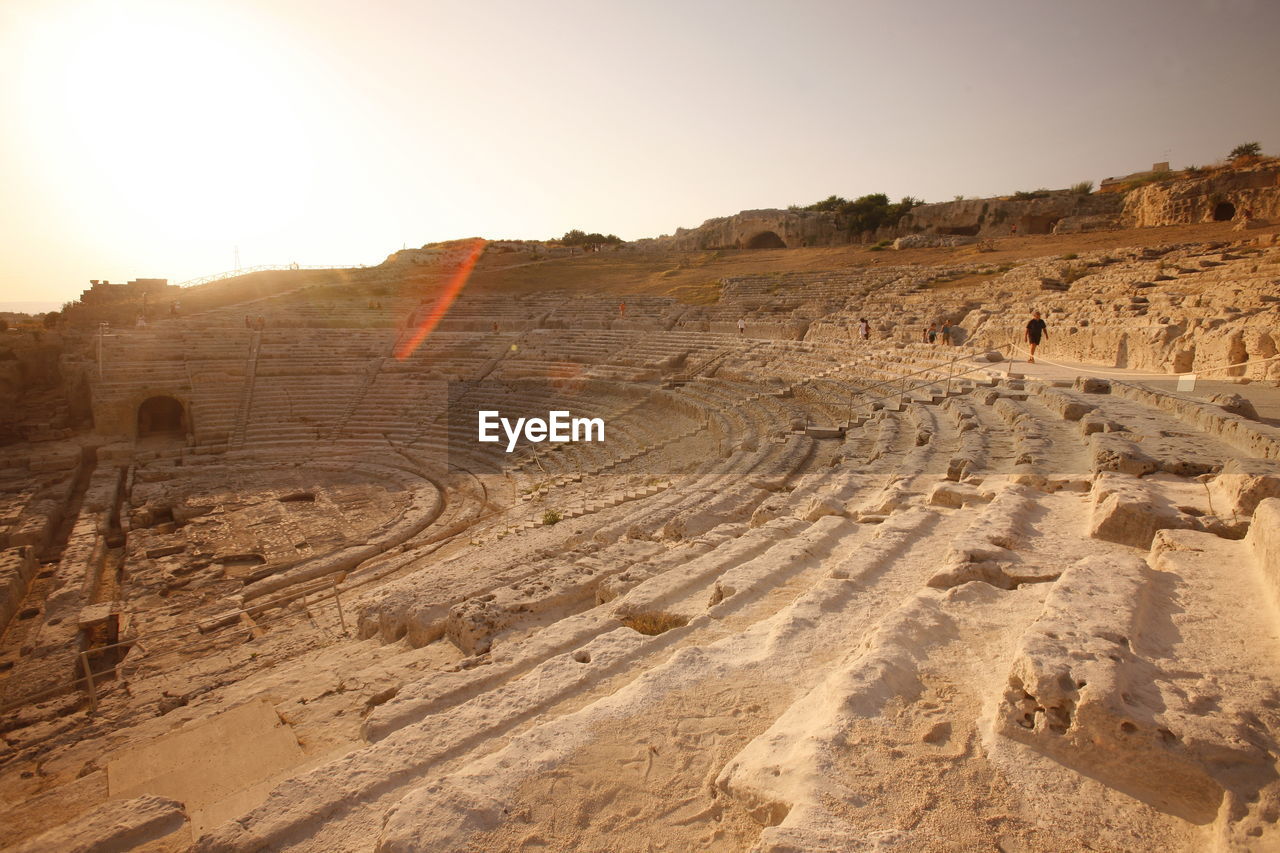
333,581,347,634
80,652,97,712
946,356,955,397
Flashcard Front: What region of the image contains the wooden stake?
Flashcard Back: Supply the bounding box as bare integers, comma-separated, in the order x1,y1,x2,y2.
333,582,347,634
80,652,97,712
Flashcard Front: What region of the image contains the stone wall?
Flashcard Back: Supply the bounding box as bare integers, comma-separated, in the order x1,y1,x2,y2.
1121,166,1280,228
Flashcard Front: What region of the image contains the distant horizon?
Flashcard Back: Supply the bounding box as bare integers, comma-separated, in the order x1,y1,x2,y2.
3,0,1277,304
0,301,63,315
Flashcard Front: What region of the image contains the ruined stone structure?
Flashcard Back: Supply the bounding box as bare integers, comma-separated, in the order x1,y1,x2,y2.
897,192,1124,237
1,234,1280,851
1122,163,1280,228
646,208,846,251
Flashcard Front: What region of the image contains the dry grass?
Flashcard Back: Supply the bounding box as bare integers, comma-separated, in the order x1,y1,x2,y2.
191,220,1259,312
620,611,689,636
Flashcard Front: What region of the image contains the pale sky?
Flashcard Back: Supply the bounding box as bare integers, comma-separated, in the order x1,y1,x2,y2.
2,0,1277,305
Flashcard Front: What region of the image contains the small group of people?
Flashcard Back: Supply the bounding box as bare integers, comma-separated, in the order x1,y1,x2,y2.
244,315,267,330
922,322,955,346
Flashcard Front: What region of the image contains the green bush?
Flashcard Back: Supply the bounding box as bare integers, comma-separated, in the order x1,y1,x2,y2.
796,193,921,233
1229,142,1262,161
560,230,622,248
1012,189,1052,200
1069,181,1094,195
542,509,562,526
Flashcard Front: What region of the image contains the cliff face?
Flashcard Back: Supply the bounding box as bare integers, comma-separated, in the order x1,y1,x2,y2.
895,193,1123,238
647,193,1127,252
648,209,846,251
638,166,1280,253
1121,166,1280,228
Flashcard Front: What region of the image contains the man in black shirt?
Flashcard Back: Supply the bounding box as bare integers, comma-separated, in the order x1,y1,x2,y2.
1025,311,1047,363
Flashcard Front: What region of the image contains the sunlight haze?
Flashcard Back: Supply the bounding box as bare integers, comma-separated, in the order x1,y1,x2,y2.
2,0,1277,304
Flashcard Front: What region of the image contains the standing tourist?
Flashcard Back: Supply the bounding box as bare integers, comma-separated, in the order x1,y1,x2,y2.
737,317,746,335
858,317,870,341
1025,310,1047,363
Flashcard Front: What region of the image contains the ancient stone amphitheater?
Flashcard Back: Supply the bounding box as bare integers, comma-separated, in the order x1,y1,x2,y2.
3,234,1280,852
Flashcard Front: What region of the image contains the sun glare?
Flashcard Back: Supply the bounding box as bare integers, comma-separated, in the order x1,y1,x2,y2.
16,0,319,245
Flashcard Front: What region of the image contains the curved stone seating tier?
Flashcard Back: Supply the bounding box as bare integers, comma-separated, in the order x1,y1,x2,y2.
13,239,1280,852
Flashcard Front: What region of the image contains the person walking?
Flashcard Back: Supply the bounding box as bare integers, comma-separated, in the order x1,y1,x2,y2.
924,323,938,344
737,317,746,335
858,318,870,341
940,322,952,346
1025,310,1047,363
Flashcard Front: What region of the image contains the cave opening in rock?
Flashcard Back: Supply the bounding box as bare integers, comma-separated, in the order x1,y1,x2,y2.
1021,215,1061,235
744,230,786,249
1213,201,1236,222
137,395,188,437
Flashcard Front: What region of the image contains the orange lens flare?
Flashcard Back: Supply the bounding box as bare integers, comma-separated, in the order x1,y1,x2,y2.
394,237,487,360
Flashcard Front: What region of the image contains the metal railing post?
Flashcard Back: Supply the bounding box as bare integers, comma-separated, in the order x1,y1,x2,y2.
333,581,347,634
80,652,97,712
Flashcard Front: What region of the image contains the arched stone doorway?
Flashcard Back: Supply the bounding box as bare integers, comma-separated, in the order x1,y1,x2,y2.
1213,201,1236,222
137,396,189,437
744,231,787,249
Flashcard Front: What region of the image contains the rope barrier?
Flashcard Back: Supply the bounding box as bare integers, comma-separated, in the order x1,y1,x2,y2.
1005,342,1280,380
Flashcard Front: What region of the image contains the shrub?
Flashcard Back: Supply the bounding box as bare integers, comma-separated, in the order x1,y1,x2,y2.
1184,165,1204,177
1229,142,1262,161
1069,181,1094,195
621,611,688,635
560,230,622,248
542,510,562,526
797,193,921,233
1012,189,1052,200
1061,252,1079,260
1060,264,1089,284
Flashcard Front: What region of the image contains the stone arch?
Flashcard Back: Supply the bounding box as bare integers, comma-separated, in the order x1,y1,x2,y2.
744,231,787,249
136,395,190,437
1212,201,1236,222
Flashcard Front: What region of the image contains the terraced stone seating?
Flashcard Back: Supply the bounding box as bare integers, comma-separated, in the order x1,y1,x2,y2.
7,242,1280,851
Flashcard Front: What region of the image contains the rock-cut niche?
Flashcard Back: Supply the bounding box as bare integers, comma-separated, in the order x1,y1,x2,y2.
137,395,189,437
744,231,787,249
